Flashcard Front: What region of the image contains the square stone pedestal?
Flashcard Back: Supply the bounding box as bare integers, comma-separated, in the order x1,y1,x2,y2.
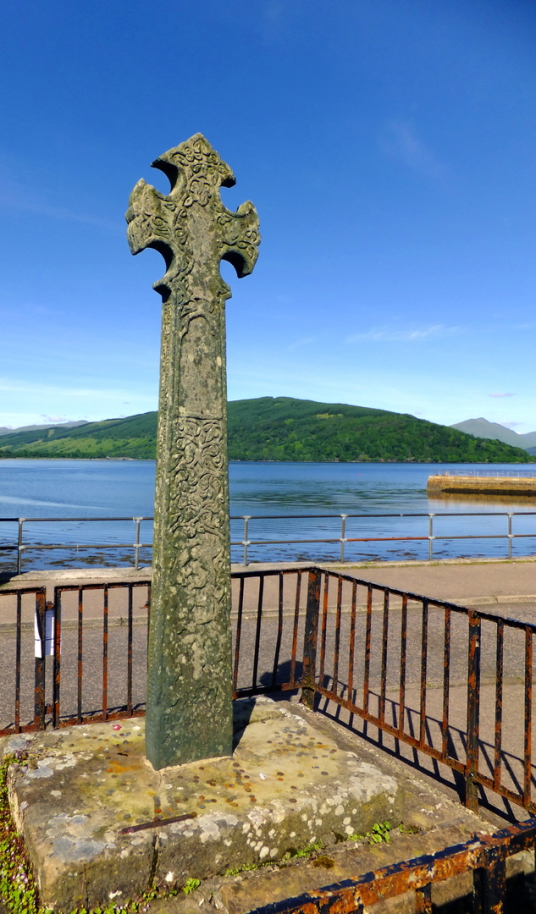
6,698,402,911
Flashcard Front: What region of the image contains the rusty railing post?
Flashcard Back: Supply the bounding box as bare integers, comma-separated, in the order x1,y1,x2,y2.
466,609,482,811
474,844,506,914
301,568,322,710
34,589,46,729
51,594,61,728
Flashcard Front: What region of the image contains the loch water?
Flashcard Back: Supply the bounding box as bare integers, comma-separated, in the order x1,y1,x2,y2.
0,459,536,570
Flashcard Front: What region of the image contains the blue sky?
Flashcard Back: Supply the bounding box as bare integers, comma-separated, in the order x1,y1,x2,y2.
1,1,536,432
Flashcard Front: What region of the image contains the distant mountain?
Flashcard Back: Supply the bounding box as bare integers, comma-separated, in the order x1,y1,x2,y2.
0,420,89,437
451,418,536,451
0,398,534,463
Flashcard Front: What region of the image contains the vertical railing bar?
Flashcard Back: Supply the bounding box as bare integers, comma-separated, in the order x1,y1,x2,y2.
17,519,23,575
243,516,250,567
442,606,451,759
419,599,428,748
524,625,533,807
289,572,301,687
493,620,504,790
478,846,506,914
34,589,46,729
318,574,329,686
134,518,141,570
415,883,433,914
52,591,62,728
146,583,151,656
251,576,264,690
466,610,481,812
428,513,434,561
301,569,321,709
347,581,357,703
332,576,343,698
272,572,284,688
398,594,408,738
379,591,389,723
507,513,513,560
363,584,373,713
340,514,347,562
102,586,109,721
233,577,245,696
126,584,133,715
77,588,83,724
14,592,22,733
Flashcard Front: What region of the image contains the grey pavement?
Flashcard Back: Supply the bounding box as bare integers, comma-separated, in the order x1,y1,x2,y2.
327,556,536,607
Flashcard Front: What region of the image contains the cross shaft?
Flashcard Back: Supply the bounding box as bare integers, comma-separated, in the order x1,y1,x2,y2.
127,134,260,769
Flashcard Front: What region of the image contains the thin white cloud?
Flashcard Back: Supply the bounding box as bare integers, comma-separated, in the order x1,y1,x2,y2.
379,121,446,181
287,336,314,352
489,392,515,398
0,378,155,402
347,324,461,343
500,421,523,428
0,159,119,231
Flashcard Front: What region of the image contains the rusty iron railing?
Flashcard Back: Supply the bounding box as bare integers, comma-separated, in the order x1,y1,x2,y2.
3,569,536,912
247,816,536,914
2,567,536,819
0,581,151,735
231,567,536,816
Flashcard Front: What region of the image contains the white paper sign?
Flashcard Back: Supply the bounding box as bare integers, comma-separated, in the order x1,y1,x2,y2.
34,609,55,658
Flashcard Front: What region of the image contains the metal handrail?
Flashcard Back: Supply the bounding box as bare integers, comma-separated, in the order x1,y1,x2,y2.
0,511,536,571
230,511,536,565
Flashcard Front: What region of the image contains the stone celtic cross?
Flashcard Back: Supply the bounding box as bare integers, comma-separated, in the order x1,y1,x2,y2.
126,134,260,769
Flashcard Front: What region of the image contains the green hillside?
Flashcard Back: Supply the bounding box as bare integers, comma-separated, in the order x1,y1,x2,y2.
0,397,533,463
0,413,157,459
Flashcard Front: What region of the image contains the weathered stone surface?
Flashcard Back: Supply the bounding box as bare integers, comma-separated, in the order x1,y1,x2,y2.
6,699,401,912
126,134,260,769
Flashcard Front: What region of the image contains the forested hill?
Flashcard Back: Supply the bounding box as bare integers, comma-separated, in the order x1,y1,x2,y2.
226,398,534,462
0,397,533,463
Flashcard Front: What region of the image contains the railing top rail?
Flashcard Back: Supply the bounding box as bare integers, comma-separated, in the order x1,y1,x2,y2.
0,516,154,523
0,586,47,596
310,568,536,630
248,511,536,519
1,511,536,524
54,580,151,594
246,816,536,914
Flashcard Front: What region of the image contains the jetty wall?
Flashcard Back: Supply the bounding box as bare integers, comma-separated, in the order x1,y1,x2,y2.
427,474,536,497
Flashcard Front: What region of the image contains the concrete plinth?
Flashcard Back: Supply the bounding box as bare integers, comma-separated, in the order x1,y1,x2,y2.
5,698,401,912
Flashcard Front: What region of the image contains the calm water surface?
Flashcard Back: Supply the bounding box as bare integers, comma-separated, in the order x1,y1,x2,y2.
0,459,535,568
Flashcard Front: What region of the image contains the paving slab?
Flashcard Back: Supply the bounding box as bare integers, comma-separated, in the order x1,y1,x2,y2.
4,698,402,912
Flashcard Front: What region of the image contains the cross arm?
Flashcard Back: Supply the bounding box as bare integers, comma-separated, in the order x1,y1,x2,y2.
219,201,260,278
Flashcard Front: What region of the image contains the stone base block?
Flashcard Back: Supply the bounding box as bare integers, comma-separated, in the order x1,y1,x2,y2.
6,698,402,911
